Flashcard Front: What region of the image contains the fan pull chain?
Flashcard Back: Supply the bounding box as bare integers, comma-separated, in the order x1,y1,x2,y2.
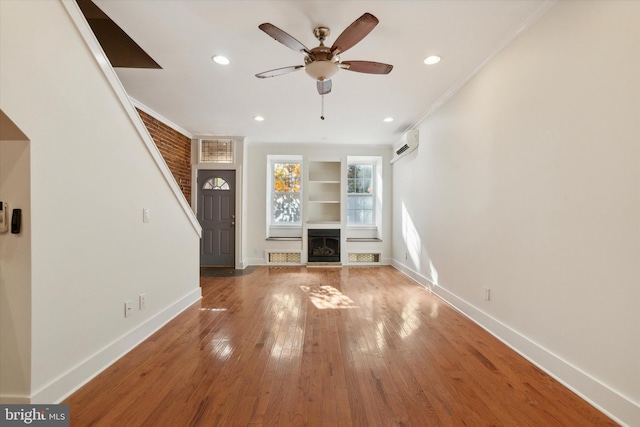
320,94,325,120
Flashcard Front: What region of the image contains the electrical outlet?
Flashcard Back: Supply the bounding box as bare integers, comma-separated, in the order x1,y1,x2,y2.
484,288,491,301
139,293,146,310
124,300,133,318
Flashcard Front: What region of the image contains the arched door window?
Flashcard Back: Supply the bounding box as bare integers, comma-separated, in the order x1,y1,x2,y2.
202,177,230,190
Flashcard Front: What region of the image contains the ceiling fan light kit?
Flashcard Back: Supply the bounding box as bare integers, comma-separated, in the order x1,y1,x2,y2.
304,57,339,81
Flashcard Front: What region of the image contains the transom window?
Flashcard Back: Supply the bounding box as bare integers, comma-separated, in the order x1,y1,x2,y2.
202,177,230,190
347,164,374,225
200,139,233,163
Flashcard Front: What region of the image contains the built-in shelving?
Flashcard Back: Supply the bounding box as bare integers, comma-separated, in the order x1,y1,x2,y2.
307,161,341,223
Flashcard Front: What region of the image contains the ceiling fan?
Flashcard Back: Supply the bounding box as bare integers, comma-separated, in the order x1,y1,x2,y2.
255,13,393,97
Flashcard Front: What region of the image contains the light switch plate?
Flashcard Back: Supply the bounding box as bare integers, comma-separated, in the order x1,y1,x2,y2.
125,300,133,317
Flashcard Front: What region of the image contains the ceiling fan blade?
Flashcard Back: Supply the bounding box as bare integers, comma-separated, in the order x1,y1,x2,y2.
330,13,379,55
255,65,304,79
317,79,332,95
341,61,393,74
259,23,310,54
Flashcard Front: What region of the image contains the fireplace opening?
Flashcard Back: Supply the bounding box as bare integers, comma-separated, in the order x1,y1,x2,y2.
308,229,340,263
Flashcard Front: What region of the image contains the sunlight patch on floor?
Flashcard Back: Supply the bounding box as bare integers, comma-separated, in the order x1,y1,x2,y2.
300,285,357,309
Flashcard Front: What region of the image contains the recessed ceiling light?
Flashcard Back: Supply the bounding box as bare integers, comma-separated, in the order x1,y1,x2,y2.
383,117,394,122
254,116,265,122
212,55,230,65
424,55,441,65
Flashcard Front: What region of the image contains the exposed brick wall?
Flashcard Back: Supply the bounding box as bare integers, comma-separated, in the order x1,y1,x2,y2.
137,109,191,202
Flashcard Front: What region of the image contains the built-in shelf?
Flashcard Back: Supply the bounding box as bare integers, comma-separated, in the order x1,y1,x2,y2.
307,161,341,223
309,161,340,182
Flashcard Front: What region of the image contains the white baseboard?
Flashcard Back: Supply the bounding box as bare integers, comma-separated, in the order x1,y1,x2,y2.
391,259,639,427
29,288,202,404
0,394,30,404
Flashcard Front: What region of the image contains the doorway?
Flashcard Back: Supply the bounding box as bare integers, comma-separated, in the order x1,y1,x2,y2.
197,169,235,267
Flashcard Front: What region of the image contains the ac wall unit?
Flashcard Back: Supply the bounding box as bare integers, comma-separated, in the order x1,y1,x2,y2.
390,129,419,164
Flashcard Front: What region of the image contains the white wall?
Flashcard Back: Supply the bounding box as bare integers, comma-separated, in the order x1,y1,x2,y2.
0,0,201,403
245,143,392,266
0,138,31,402
392,1,639,425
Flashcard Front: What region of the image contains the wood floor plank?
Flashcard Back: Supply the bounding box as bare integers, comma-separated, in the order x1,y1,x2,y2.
65,266,617,426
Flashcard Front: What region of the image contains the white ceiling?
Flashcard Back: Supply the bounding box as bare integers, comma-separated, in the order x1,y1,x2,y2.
93,0,553,146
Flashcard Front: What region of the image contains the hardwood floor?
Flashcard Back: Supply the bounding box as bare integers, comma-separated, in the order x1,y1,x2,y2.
65,266,616,426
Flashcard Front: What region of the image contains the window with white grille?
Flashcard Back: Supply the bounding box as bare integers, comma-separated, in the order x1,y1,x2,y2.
269,158,302,225
347,164,374,225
